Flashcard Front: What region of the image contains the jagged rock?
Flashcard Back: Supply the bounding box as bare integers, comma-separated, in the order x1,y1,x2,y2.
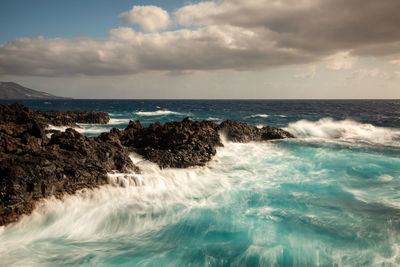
217,120,294,142
0,103,134,226
38,110,110,126
99,118,293,169
133,118,221,168
0,102,294,226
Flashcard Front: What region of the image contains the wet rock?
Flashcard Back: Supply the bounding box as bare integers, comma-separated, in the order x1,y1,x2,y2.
109,118,293,168
0,103,134,226
136,119,221,168
0,102,109,127
0,102,294,226
38,110,110,126
217,120,294,142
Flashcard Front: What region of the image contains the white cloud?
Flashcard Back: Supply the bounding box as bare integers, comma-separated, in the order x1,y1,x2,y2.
325,51,357,70
119,6,170,33
0,25,314,76
294,65,316,79
1,0,400,77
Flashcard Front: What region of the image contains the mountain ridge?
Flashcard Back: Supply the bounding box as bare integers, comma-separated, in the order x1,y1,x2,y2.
0,81,70,99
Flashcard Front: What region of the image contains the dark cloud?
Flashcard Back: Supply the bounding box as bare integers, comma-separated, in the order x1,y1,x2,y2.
176,0,400,57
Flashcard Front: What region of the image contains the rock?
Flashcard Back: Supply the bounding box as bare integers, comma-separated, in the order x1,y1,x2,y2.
0,102,294,226
0,103,134,226
217,120,294,142
133,118,222,168
38,110,110,126
0,102,109,127
101,118,293,169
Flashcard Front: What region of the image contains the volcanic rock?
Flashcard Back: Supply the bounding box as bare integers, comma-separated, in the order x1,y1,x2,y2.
0,102,133,226
98,118,293,169
0,102,294,226
38,110,110,126
217,120,294,142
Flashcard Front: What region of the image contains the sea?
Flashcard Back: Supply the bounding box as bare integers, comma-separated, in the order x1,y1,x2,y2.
1,99,400,266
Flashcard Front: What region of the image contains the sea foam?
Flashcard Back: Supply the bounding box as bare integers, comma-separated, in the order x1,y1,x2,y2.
108,118,131,125
2,125,400,266
286,118,400,146
134,110,181,116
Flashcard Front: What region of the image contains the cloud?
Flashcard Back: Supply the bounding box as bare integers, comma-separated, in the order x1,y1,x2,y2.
175,0,400,59
119,5,170,33
347,69,400,80
294,65,316,79
325,51,357,70
0,26,314,76
389,59,400,65
0,0,400,77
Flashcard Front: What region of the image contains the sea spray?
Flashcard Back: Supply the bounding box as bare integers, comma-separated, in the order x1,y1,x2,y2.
286,118,400,146
1,137,399,266
1,100,400,266
134,110,182,116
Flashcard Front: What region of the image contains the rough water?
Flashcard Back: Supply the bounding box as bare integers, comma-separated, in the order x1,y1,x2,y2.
1,100,400,266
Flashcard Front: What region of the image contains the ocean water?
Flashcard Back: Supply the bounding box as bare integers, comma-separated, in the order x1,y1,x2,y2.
1,100,400,266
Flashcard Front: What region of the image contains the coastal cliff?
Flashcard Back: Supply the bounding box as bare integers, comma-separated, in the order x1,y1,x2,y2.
0,102,294,226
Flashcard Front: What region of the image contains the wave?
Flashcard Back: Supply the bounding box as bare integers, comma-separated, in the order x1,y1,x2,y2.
134,110,181,116
46,125,69,132
47,124,110,135
0,152,232,247
108,118,131,125
205,117,220,121
1,138,399,265
77,126,110,134
286,118,400,145
249,114,269,118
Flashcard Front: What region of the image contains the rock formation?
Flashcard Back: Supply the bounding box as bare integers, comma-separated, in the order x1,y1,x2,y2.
0,102,294,226
0,103,128,225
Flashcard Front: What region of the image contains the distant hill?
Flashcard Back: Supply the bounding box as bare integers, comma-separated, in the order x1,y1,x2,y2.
0,82,69,99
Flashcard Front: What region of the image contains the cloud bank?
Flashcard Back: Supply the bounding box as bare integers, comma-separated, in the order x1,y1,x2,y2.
0,0,399,77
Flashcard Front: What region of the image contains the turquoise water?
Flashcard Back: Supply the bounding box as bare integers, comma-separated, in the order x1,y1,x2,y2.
1,100,400,266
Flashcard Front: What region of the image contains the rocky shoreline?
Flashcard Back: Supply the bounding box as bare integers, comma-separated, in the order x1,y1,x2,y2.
0,102,294,226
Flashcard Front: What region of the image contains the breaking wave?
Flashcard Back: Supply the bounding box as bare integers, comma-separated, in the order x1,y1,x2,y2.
286,118,400,146
108,118,131,125
249,113,269,118
1,137,400,266
134,110,181,116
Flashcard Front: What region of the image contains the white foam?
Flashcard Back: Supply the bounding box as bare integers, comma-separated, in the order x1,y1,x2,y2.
45,125,69,132
1,136,397,265
286,118,400,146
108,118,131,125
249,114,269,118
46,124,109,135
205,117,220,121
0,151,234,243
76,124,109,134
135,110,181,116
379,174,394,182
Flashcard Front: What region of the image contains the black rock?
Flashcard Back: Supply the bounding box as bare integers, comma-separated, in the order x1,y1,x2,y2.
0,103,134,226
217,120,294,142
0,103,294,226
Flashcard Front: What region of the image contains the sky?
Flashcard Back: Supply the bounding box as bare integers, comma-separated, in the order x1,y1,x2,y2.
0,0,399,99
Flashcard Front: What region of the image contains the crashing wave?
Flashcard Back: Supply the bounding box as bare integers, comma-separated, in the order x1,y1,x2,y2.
286,118,400,145
135,110,181,116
